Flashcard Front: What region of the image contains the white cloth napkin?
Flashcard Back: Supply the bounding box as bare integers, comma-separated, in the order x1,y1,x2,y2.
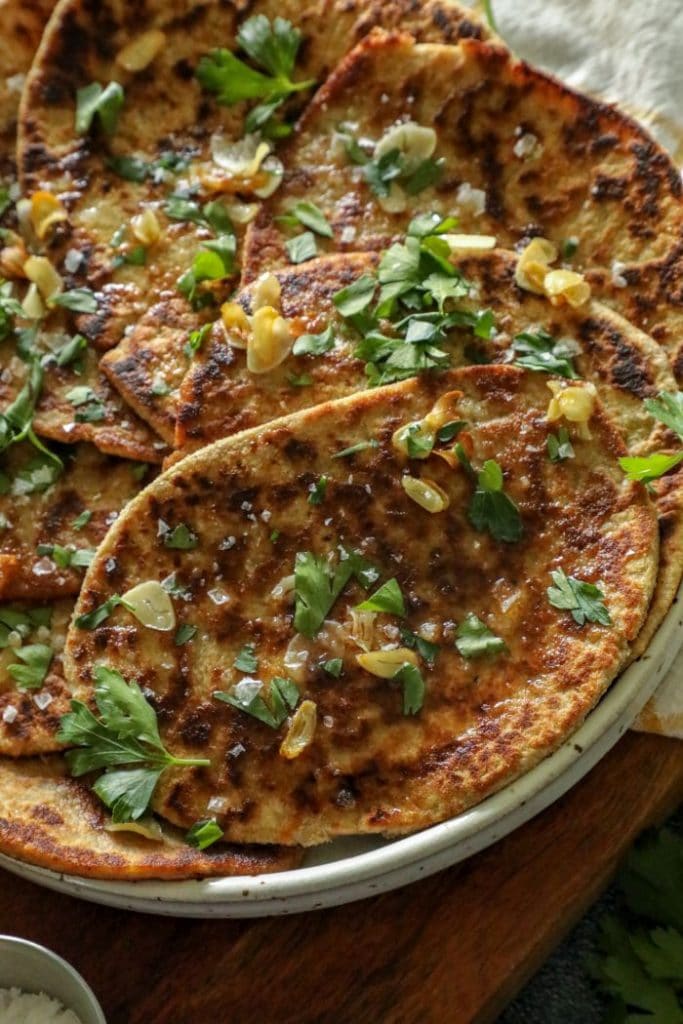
475,0,683,737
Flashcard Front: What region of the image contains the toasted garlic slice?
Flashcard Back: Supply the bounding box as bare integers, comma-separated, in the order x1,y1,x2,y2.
221,301,250,348
515,237,558,294
105,818,164,841
392,421,435,459
23,255,62,300
423,390,465,432
247,306,293,374
356,648,419,678
547,381,597,440
378,182,409,214
253,156,284,199
122,580,176,632
211,132,271,179
132,208,161,245
22,283,45,319
401,475,450,513
116,29,166,72
280,699,318,760
543,269,591,309
29,191,68,241
375,121,437,165
251,272,282,313
443,233,496,252
0,241,28,278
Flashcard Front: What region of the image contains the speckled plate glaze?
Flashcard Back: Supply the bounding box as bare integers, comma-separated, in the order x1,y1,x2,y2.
1,585,681,918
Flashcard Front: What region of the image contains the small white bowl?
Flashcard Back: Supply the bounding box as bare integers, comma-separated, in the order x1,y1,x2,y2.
0,935,106,1023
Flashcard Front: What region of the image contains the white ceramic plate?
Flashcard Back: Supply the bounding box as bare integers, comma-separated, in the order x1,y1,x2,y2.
1,584,681,918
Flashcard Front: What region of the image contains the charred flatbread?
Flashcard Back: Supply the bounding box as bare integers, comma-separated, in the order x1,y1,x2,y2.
64,366,658,845
0,755,302,878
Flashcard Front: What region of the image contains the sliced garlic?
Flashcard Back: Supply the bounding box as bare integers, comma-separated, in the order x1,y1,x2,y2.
23,256,63,300
546,381,597,440
442,233,496,252
210,132,271,179
392,421,435,459
253,156,284,199
347,609,377,652
116,29,166,72
251,272,282,313
0,243,28,279
122,580,176,632
401,475,450,513
515,237,558,294
375,121,437,166
221,301,250,348
105,817,164,841
279,699,317,760
29,191,68,241
22,282,45,320
356,647,419,678
247,306,293,374
423,390,465,432
131,208,161,246
378,182,408,214
225,201,260,225
543,269,591,309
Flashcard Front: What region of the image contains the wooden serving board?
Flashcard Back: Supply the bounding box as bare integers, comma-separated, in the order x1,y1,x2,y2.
0,732,681,1024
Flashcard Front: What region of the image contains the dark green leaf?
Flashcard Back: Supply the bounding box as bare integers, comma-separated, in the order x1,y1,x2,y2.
403,157,445,195
75,81,125,135
308,476,328,505
356,578,405,616
436,420,467,443
513,329,580,379
333,275,377,318
547,427,576,463
7,643,53,689
163,524,199,551
285,231,317,264
323,658,343,678
547,568,612,627
174,624,197,646
332,438,379,459
292,324,335,357
468,459,523,543
186,818,224,850
71,509,92,530
234,643,258,673
94,767,162,823
287,201,333,238
644,391,683,440
51,288,98,313
74,595,130,630
398,627,440,666
394,663,425,715
455,613,507,659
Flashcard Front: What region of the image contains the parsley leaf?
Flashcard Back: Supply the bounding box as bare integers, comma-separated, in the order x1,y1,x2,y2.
332,438,379,459
547,427,576,463
455,614,507,658
619,452,683,486
184,323,212,359
293,548,378,637
356,578,405,616
512,329,580,379
644,391,683,440
394,663,426,715
51,288,98,314
196,15,314,106
163,524,199,551
234,643,258,673
333,275,376,318
399,627,440,666
323,658,343,678
214,676,299,728
75,81,125,135
0,357,62,469
58,664,209,821
283,201,332,238
36,543,95,569
292,324,335,356
75,595,131,630
285,231,317,264
308,476,328,505
7,643,53,689
186,818,224,850
468,459,523,543
174,624,197,646
547,568,612,627
71,509,92,530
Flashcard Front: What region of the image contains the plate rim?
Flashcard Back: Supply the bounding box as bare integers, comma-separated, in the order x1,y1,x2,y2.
2,583,681,916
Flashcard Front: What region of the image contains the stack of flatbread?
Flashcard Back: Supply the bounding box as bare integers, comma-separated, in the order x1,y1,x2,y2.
0,0,680,880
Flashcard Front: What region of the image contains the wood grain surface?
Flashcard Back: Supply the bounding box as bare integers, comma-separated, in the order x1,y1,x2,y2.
0,732,681,1024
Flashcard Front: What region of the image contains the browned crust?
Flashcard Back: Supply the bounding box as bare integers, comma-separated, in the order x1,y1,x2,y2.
0,756,302,879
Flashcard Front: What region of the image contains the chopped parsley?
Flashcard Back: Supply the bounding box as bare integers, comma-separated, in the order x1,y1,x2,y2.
71,509,92,530
75,81,125,136
394,663,425,716
213,676,299,728
177,240,236,307
51,288,98,314
332,438,380,459
287,372,312,387
66,385,106,423
547,568,612,627
399,627,440,666
512,329,580,379
196,15,314,107
185,818,224,850
58,665,210,822
163,524,199,551
74,594,132,630
292,324,335,357
293,548,379,637
547,427,576,463
645,391,683,440
436,420,467,444
234,643,258,673
174,624,198,646
308,476,328,505
0,606,52,649
54,333,88,369
466,458,523,543
455,614,507,659
619,452,683,487
356,578,405,617
358,145,445,200
184,323,212,359
36,543,95,570
323,658,343,678
7,643,53,690
285,231,317,264
0,357,62,469
279,201,332,238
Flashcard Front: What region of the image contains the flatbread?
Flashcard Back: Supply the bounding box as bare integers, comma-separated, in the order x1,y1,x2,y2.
64,366,658,845
242,32,683,363
0,598,74,756
16,0,489,440
0,442,151,600
0,755,302,879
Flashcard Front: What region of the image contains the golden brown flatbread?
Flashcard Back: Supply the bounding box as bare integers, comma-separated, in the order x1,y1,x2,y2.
65,366,658,845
